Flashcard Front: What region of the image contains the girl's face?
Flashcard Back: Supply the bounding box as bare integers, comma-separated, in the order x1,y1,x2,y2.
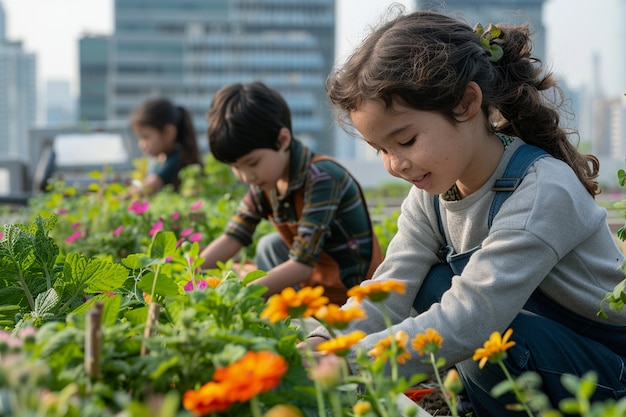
350,99,483,196
228,130,291,191
134,124,176,157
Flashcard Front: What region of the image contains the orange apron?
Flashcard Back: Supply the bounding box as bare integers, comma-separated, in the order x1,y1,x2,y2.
268,155,383,305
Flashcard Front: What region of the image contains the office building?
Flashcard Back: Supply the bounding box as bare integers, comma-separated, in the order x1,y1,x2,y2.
79,0,336,154
0,1,37,160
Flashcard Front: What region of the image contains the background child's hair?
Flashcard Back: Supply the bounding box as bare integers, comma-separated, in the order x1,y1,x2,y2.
131,98,203,169
327,10,599,197
206,81,292,163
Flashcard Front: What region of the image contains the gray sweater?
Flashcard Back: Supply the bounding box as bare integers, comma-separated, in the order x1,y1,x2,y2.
309,139,626,378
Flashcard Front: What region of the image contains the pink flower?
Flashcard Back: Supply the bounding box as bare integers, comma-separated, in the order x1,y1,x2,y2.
165,256,173,263
113,225,124,236
71,222,80,229
128,200,150,215
189,233,203,243
171,212,180,220
65,231,82,243
190,201,203,210
57,208,68,214
176,238,184,247
149,220,163,236
180,228,193,237
184,279,208,292
0,232,3,240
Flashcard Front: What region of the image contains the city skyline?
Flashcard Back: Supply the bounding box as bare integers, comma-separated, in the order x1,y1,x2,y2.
3,0,625,98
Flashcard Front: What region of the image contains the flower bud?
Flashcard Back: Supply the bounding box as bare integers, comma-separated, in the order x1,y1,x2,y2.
443,369,464,395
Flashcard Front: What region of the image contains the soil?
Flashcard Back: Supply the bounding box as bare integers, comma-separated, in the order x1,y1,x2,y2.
416,389,451,416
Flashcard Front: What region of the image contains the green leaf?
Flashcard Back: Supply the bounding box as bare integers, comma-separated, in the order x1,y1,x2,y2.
148,231,177,259
491,379,515,397
33,288,59,316
618,169,626,186
560,373,581,394
121,254,145,270
138,271,179,298
558,398,581,413
62,253,128,294
578,371,597,398
243,269,268,285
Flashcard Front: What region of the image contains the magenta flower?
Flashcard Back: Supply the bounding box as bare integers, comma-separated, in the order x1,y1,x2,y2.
0,232,3,240
65,231,82,243
176,238,184,247
190,201,203,210
71,222,80,229
149,220,163,236
189,232,203,243
180,228,193,237
171,212,180,220
184,279,208,292
128,200,150,215
165,256,173,263
57,208,68,214
113,225,124,236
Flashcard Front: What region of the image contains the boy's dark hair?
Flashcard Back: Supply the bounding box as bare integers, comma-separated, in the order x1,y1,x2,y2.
206,81,292,163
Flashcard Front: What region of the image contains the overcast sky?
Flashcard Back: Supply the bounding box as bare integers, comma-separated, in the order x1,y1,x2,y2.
2,0,624,96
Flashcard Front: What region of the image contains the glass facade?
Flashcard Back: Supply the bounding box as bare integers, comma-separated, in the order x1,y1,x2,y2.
80,0,336,154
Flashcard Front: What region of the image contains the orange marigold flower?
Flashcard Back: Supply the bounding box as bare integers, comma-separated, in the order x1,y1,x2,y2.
261,286,329,323
473,328,516,369
411,328,443,356
143,292,152,304
313,304,366,330
367,330,411,364
316,330,366,356
347,280,406,303
205,276,222,288
182,381,233,415
213,350,288,402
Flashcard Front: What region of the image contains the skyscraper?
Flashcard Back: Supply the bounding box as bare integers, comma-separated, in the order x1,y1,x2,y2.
0,1,37,160
80,0,336,154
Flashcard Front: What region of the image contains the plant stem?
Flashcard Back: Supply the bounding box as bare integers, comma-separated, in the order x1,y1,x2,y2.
429,352,458,416
498,362,535,417
380,304,398,382
250,396,263,417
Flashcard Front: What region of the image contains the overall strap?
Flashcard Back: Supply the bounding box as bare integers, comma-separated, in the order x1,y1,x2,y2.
434,144,549,240
487,144,549,228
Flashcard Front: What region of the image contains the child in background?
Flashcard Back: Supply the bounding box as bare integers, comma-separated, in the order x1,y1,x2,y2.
302,10,626,416
199,81,383,304
128,98,203,196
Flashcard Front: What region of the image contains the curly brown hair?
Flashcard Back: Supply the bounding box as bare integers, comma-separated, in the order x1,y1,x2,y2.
327,10,599,197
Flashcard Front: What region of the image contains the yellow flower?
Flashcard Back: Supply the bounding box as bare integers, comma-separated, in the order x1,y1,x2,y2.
367,330,411,364
353,400,372,416
261,286,329,323
411,328,443,356
313,304,366,330
473,328,516,369
316,331,366,356
347,280,406,303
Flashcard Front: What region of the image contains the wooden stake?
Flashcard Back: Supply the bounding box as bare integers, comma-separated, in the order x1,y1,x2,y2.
85,302,104,381
141,302,160,356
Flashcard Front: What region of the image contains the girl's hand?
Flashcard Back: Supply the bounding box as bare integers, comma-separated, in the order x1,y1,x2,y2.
297,336,328,368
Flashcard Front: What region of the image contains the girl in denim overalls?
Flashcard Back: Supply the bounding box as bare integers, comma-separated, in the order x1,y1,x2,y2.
305,10,626,416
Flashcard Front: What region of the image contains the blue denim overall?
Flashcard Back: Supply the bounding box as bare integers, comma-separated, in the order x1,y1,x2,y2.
412,145,626,416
